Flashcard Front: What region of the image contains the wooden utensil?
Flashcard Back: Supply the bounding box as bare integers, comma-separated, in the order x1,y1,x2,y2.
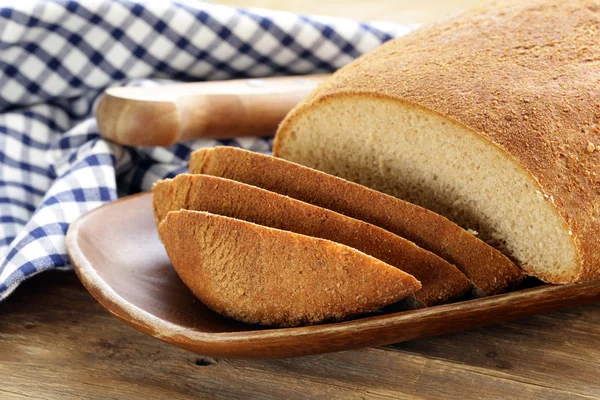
66,192,600,359
96,75,328,147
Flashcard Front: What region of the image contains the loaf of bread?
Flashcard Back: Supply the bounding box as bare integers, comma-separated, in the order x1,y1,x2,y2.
158,210,421,326
273,0,600,284
189,147,522,295
154,174,471,307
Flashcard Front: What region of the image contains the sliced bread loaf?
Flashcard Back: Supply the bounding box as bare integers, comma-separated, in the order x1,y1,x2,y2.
272,0,600,284
154,174,471,307
189,146,522,295
158,210,421,326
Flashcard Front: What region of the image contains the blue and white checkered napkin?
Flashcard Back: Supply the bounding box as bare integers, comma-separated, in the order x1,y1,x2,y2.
0,0,415,301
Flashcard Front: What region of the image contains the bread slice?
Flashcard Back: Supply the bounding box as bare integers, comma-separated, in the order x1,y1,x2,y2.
273,1,600,284
158,210,421,326
154,174,471,307
189,147,522,296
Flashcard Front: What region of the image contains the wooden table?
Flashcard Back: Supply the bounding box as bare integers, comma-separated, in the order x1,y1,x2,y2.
1,271,599,399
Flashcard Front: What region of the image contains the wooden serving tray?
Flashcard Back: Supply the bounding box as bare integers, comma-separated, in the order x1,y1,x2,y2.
66,193,600,359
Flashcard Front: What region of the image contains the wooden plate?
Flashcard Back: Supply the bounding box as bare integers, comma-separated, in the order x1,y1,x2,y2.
66,193,600,359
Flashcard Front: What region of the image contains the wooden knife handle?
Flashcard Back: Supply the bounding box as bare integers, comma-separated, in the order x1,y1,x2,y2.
96,74,329,147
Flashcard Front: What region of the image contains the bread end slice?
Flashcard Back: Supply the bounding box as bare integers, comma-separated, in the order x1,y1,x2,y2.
158,210,421,327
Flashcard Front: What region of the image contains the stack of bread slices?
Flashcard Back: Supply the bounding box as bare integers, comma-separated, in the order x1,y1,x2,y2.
154,147,522,327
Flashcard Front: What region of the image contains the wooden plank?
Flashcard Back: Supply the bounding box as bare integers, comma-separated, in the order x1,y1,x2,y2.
389,308,600,394
1,272,599,400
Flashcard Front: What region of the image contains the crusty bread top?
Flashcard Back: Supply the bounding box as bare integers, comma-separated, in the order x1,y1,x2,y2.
274,0,600,281
154,174,471,307
189,147,522,295
158,210,420,326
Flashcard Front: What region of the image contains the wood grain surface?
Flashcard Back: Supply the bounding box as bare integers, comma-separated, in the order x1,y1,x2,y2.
1,272,599,399
96,75,327,146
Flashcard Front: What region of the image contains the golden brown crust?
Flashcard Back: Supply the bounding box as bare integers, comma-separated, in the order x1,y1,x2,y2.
158,210,420,327
154,174,470,306
274,0,600,282
189,147,522,295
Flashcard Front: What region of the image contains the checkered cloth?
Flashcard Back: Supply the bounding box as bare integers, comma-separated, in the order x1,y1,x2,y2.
0,0,415,301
